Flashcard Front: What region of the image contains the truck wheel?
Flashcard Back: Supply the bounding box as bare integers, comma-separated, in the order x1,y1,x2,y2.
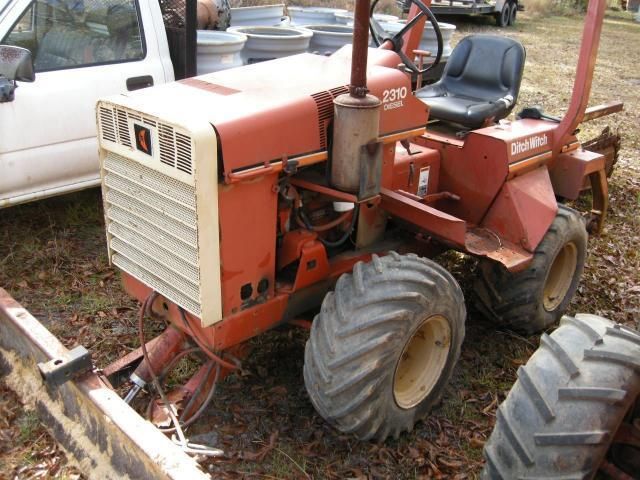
508,1,517,26
474,205,587,334
303,252,466,442
482,314,640,479
496,2,510,27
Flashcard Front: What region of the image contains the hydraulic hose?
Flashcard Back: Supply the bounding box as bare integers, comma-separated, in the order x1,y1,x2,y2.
299,207,359,248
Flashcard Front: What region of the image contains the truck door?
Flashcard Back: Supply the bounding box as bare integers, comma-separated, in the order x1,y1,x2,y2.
0,0,172,206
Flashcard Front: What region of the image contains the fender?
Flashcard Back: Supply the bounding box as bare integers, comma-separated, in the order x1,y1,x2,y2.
481,166,558,253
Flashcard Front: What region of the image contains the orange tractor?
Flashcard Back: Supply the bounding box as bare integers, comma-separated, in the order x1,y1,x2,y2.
92,0,621,447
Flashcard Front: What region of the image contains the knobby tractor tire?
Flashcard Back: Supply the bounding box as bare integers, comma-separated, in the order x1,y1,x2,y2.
475,205,587,335
303,252,466,442
482,314,640,479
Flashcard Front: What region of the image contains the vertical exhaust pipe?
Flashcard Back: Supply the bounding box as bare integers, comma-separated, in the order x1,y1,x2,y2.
330,0,382,193
349,0,372,99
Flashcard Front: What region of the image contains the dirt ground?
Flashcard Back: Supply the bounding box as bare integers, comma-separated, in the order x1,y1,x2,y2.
1,8,639,480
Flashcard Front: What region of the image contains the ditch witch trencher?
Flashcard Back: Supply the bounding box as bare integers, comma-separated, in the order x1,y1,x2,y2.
0,0,623,477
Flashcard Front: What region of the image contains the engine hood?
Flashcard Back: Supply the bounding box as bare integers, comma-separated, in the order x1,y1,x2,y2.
108,46,428,173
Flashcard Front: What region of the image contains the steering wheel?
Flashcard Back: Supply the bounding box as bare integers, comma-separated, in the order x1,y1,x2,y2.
369,0,443,75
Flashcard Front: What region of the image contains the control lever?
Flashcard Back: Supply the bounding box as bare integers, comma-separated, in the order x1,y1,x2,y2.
517,106,561,123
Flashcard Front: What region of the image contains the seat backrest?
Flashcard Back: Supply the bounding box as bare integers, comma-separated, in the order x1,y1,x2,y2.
440,35,525,106
34,24,90,70
106,2,141,59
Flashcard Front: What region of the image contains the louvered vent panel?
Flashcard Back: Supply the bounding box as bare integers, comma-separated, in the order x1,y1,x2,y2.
103,151,201,317
329,86,349,97
97,105,194,177
175,133,193,174
311,92,333,149
116,108,132,147
159,124,176,168
311,86,350,149
99,107,116,143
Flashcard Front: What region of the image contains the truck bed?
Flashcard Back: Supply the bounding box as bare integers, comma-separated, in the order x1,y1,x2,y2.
397,0,497,15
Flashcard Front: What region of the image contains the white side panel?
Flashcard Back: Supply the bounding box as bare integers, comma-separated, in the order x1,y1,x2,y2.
0,138,99,207
192,114,221,327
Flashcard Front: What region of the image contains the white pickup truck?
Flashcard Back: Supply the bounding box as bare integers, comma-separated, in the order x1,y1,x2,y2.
0,0,198,207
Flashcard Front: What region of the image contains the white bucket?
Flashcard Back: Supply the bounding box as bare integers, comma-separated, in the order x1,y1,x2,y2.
334,11,399,26
306,24,372,55
288,6,347,26
227,26,313,64
229,4,285,27
197,30,247,74
380,21,456,60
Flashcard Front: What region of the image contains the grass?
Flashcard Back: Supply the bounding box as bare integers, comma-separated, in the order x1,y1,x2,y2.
1,7,639,480
17,411,40,444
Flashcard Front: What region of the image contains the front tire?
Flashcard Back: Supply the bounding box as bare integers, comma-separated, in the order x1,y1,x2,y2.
475,205,587,334
482,314,640,479
303,252,466,442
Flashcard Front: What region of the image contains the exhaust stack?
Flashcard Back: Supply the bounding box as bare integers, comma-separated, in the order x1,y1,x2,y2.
330,0,381,193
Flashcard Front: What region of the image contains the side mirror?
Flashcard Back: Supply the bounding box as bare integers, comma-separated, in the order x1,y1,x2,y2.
1,45,35,81
1,45,35,102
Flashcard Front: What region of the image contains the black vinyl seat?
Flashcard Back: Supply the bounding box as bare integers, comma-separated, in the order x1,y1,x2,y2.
416,35,526,129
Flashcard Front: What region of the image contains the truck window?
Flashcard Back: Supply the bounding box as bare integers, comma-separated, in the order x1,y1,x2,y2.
2,0,145,72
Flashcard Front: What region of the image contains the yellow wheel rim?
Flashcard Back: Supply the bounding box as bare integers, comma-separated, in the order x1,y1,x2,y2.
393,315,451,410
543,242,578,312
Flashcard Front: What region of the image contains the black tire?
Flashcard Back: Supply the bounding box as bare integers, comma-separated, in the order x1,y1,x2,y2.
474,205,587,334
482,314,640,479
496,2,510,27
508,1,517,26
303,252,466,442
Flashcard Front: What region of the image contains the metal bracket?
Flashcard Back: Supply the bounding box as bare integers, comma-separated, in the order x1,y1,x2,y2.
0,77,16,103
38,345,92,387
358,141,383,201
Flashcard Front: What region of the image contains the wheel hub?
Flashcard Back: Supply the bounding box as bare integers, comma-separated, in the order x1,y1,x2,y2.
543,242,578,312
393,315,451,409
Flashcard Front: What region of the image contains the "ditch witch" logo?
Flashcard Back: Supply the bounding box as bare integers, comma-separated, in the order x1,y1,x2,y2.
511,134,549,156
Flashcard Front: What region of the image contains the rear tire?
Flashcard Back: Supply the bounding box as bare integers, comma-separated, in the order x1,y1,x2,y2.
508,1,517,25
496,2,510,27
303,252,466,442
482,314,640,479
475,205,587,334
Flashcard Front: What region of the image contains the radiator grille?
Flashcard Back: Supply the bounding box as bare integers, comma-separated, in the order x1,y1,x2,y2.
103,152,201,317
98,104,194,177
